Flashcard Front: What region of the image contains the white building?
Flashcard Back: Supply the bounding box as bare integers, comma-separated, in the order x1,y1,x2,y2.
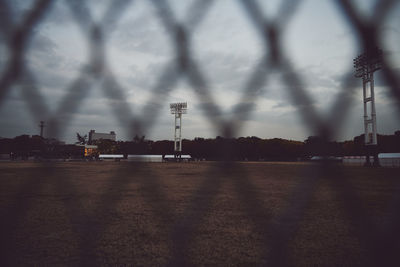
88,130,116,144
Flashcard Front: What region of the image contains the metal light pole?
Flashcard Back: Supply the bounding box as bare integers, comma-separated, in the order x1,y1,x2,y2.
170,102,187,160
353,47,382,166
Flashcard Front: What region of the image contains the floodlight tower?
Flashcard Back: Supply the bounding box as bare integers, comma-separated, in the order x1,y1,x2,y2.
353,46,382,166
170,102,187,159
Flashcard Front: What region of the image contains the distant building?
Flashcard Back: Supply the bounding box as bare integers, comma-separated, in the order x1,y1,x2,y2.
88,130,116,144
84,145,98,157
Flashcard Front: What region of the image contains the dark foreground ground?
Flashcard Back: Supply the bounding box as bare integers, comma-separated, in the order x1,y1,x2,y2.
0,161,399,266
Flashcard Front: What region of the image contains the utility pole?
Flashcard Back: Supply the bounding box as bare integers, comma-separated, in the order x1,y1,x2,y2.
353,47,382,166
39,121,45,138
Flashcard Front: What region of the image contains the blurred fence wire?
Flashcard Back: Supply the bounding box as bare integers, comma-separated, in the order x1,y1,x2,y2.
0,0,400,266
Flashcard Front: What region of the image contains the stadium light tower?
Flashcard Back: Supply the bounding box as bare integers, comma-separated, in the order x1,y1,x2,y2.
170,102,187,159
353,46,382,166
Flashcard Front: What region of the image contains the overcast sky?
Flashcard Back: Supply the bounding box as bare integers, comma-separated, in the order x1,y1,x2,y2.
0,0,399,144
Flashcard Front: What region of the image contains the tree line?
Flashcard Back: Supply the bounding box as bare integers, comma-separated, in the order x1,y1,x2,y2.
1,131,399,160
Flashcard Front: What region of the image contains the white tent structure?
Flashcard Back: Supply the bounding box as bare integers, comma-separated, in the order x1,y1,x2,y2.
164,155,192,161
343,153,400,167
127,155,163,162
342,156,373,166
378,153,400,167
99,154,124,161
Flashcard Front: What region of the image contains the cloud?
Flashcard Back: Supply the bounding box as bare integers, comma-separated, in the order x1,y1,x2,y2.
1,0,400,144
192,50,258,90
110,7,172,57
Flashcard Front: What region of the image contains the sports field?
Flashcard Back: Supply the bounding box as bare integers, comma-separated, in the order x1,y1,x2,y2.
0,162,399,266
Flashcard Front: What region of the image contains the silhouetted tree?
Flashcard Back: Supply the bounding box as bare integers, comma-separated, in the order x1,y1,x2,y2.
4,130,400,161
76,133,87,145
97,139,119,154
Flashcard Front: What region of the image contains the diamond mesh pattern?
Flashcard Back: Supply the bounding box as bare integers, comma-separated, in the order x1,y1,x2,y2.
0,0,399,265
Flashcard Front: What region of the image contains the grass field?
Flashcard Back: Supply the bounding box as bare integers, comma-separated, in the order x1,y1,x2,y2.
0,162,399,266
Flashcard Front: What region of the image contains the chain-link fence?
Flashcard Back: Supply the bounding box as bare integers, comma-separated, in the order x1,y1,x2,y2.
0,0,400,265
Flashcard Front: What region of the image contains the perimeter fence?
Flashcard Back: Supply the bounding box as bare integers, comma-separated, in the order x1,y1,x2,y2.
0,0,400,266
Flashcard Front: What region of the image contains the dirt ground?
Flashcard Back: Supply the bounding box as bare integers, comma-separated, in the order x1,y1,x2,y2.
0,161,399,266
